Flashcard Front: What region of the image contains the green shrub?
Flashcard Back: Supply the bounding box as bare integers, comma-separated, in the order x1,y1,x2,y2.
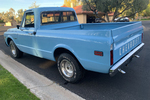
0,20,4,23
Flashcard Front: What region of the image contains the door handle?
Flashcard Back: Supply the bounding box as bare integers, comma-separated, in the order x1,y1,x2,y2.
28,33,33,35
28,32,36,35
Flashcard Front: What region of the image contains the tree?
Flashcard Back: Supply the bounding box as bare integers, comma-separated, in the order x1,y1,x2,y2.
64,0,81,7
0,13,1,16
0,12,3,20
16,9,24,23
9,8,15,16
29,1,40,9
1,8,16,23
0,12,4,23
142,2,150,17
82,0,149,22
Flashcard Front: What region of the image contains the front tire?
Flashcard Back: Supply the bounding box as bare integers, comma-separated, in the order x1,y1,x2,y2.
9,40,23,58
57,53,84,83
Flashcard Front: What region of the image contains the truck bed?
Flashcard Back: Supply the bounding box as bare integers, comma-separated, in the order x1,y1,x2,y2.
82,22,139,30
39,21,143,65
52,22,139,30
55,21,143,64
83,22,143,64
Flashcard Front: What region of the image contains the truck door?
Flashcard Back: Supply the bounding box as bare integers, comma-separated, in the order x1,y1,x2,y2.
18,11,37,56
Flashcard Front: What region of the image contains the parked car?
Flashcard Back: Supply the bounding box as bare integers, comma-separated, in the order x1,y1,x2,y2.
4,7,144,83
95,18,102,23
114,17,130,22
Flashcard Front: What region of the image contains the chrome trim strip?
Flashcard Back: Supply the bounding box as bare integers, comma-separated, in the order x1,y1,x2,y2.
110,43,144,74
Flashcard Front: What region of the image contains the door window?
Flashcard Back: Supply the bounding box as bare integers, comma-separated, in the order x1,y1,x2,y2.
22,12,34,27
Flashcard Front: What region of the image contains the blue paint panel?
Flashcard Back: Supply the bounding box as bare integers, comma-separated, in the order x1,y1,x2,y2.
111,22,143,64
35,29,112,73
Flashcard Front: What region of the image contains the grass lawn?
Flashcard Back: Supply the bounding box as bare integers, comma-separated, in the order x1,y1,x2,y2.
0,65,40,100
135,18,150,21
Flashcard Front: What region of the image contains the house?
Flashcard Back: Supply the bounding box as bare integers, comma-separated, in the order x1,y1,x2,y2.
73,5,105,23
4,22,12,26
4,20,17,26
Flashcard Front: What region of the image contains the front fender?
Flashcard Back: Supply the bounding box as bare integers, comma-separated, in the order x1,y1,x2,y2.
5,35,16,46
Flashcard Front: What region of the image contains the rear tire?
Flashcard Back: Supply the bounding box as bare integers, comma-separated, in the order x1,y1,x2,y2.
9,40,23,58
57,53,85,83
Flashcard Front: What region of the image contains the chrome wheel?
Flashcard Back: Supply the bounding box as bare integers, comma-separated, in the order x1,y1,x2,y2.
57,53,85,83
60,59,74,78
9,40,23,58
10,42,16,56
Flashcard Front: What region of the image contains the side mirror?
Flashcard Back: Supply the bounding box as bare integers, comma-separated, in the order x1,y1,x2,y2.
17,25,20,29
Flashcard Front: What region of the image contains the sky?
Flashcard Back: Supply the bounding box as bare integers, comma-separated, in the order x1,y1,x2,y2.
0,0,64,13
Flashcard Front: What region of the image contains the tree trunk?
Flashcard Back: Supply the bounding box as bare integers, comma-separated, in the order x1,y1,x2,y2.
105,13,109,22
112,8,118,22
94,12,106,22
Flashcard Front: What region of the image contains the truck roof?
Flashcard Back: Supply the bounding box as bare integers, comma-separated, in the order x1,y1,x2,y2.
26,7,75,12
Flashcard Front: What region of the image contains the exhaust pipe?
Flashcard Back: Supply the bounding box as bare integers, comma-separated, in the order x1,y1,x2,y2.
118,69,126,74
134,55,140,58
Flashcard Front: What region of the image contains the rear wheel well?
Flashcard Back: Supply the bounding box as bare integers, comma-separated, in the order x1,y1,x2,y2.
54,48,74,60
54,48,84,69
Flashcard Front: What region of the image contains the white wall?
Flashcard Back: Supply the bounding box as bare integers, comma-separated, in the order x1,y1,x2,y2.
77,14,87,24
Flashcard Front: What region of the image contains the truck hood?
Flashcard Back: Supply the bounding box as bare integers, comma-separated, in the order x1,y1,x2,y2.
7,28,18,32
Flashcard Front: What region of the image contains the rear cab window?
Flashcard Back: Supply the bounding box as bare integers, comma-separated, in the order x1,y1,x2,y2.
41,11,77,25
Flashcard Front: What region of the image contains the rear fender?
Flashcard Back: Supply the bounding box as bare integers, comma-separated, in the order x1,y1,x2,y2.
53,44,80,61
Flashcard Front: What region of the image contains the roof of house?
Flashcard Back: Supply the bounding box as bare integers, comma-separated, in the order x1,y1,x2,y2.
61,5,68,7
73,5,92,14
108,12,114,16
74,5,105,15
61,5,105,15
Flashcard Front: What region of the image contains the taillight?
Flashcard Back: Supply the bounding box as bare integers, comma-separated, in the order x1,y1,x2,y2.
94,51,103,56
110,44,113,65
110,50,113,65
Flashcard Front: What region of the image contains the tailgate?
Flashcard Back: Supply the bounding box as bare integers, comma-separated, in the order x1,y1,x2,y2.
112,22,143,64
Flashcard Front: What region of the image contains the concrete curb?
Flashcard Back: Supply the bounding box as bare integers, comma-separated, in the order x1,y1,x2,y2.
142,25,146,31
0,50,85,100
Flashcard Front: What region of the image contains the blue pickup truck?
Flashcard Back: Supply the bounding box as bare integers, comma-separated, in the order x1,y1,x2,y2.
4,7,144,83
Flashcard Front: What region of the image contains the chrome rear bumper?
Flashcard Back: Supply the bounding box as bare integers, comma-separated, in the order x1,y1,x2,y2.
109,43,144,76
